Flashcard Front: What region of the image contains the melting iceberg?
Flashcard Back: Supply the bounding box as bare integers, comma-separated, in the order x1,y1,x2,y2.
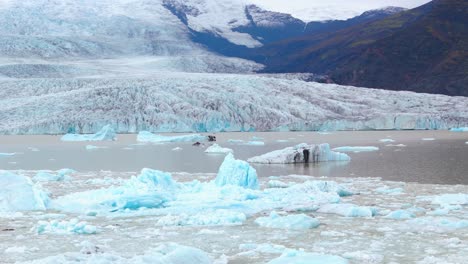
255,211,320,230
52,168,176,214
0,171,49,211
430,194,468,206
248,143,350,164
214,153,259,189
268,250,349,264
331,146,379,153
137,131,207,143
36,219,97,235
204,144,233,154
450,127,468,132
61,125,116,141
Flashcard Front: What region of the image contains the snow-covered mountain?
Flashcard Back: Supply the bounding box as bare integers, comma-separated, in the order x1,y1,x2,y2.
1,73,467,134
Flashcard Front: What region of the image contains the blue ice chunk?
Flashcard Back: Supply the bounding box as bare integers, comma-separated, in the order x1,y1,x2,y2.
61,125,116,141
385,210,415,219
450,127,468,132
0,152,15,157
268,250,349,264
214,153,258,189
0,171,50,211
36,219,97,234
52,169,176,213
137,131,207,143
255,211,320,230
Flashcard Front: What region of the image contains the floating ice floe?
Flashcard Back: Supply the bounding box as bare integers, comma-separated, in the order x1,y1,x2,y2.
385,144,406,147
421,138,435,141
375,187,404,195
276,139,289,143
19,243,212,264
137,131,207,143
228,139,244,144
0,152,15,157
251,136,264,141
385,210,415,219
28,147,40,152
318,204,377,217
450,127,468,132
248,143,350,164
430,193,468,206
61,125,116,141
215,153,258,189
0,171,49,211
244,141,265,146
204,144,233,154
331,146,379,153
35,219,97,235
85,145,107,150
268,250,349,264
255,211,320,230
33,169,75,182
379,139,395,143
156,210,246,226
406,217,468,230
268,180,290,188
172,147,183,151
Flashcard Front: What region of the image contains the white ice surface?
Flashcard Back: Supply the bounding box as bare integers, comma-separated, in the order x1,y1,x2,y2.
332,146,379,153
255,211,320,230
204,144,233,154
0,171,49,211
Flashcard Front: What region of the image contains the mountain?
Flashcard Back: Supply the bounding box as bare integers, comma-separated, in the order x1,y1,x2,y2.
251,0,468,96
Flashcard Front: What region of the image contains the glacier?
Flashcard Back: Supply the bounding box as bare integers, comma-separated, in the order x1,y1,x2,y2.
0,171,50,211
61,125,116,141
247,143,350,164
450,127,468,132
137,131,207,143
1,75,468,134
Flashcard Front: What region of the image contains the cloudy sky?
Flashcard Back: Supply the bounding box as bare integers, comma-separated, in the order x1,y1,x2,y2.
249,0,432,21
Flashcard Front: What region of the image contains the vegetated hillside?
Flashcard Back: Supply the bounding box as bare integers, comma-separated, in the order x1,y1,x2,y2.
253,0,467,96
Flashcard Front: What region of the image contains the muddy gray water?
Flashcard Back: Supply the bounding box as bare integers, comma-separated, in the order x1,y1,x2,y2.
0,131,467,184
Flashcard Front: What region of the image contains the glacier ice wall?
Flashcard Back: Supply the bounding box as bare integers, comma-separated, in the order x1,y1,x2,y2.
0,74,467,134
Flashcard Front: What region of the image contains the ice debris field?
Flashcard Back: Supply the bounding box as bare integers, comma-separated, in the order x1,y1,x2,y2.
1,152,468,263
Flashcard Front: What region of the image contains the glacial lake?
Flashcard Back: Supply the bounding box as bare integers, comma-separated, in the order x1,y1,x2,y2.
1,130,467,184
